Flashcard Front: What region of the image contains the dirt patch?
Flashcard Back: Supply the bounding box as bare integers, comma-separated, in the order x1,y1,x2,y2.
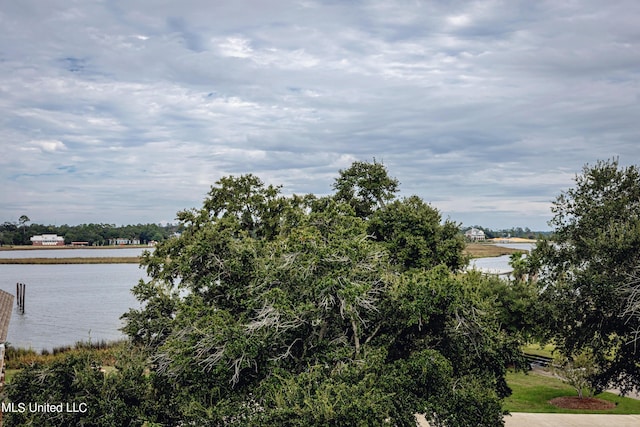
549,396,615,410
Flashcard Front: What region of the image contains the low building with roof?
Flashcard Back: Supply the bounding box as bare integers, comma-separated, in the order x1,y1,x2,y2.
464,227,486,241
108,237,141,245
30,234,65,246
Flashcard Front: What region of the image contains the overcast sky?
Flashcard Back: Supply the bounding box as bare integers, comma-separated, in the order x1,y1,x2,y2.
2,1,639,231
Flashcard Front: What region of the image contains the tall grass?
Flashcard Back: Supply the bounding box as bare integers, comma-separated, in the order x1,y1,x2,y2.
464,243,525,258
4,339,126,369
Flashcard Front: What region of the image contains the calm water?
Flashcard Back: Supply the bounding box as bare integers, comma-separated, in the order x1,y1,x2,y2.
0,243,537,351
468,243,535,275
0,263,145,351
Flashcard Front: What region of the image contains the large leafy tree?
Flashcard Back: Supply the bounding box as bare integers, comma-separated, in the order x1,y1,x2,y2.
119,163,524,426
534,159,640,393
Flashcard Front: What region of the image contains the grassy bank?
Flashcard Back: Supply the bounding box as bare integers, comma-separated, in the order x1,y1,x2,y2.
0,257,140,264
3,340,127,384
4,340,125,370
464,243,526,258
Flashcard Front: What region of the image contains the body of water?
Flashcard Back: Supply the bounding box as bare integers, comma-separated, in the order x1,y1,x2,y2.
491,242,537,251
0,263,145,351
469,242,536,275
0,243,537,351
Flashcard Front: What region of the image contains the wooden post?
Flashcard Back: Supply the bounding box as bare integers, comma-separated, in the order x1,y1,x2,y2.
16,282,25,314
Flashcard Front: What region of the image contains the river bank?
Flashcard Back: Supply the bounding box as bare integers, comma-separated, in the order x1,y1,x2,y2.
0,244,149,251
0,246,147,264
464,242,530,258
0,257,140,264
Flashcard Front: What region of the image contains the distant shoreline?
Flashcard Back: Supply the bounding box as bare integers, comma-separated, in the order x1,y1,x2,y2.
0,257,141,264
0,240,534,263
0,245,149,251
464,241,534,258
488,237,538,243
0,245,145,264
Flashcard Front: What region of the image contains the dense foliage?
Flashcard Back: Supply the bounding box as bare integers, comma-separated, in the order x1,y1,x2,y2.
533,158,640,394
4,161,531,426
120,162,524,426
3,345,152,427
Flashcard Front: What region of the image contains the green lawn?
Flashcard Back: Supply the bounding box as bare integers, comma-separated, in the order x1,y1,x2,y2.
505,370,640,414
522,342,555,359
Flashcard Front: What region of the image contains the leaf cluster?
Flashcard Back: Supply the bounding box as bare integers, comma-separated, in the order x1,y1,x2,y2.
534,158,640,393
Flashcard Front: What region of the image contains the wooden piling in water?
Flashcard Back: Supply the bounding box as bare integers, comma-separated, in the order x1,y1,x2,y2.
16,282,25,314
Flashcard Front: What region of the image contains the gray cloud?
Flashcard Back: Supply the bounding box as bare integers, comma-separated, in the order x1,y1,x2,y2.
2,0,639,230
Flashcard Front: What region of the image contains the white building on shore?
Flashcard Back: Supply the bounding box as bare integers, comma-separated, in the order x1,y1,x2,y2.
30,234,65,246
108,237,141,245
464,228,486,241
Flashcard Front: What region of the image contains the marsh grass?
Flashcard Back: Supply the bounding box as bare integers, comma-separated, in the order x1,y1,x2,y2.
4,340,125,370
464,243,525,258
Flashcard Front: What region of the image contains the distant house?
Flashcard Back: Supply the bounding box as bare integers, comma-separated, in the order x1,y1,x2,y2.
108,238,141,246
30,234,65,246
464,228,486,241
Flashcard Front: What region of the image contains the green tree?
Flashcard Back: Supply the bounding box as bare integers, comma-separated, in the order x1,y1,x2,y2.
0,221,18,245
333,159,399,218
534,158,640,394
119,163,522,426
551,351,599,399
368,195,467,272
18,215,30,244
508,252,530,283
462,270,539,341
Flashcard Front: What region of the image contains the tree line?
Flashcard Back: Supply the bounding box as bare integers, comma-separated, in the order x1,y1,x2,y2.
0,221,183,246
463,225,552,240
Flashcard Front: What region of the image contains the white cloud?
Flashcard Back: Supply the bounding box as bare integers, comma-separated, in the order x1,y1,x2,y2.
217,36,254,58
26,139,67,152
447,14,471,27
1,0,640,230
